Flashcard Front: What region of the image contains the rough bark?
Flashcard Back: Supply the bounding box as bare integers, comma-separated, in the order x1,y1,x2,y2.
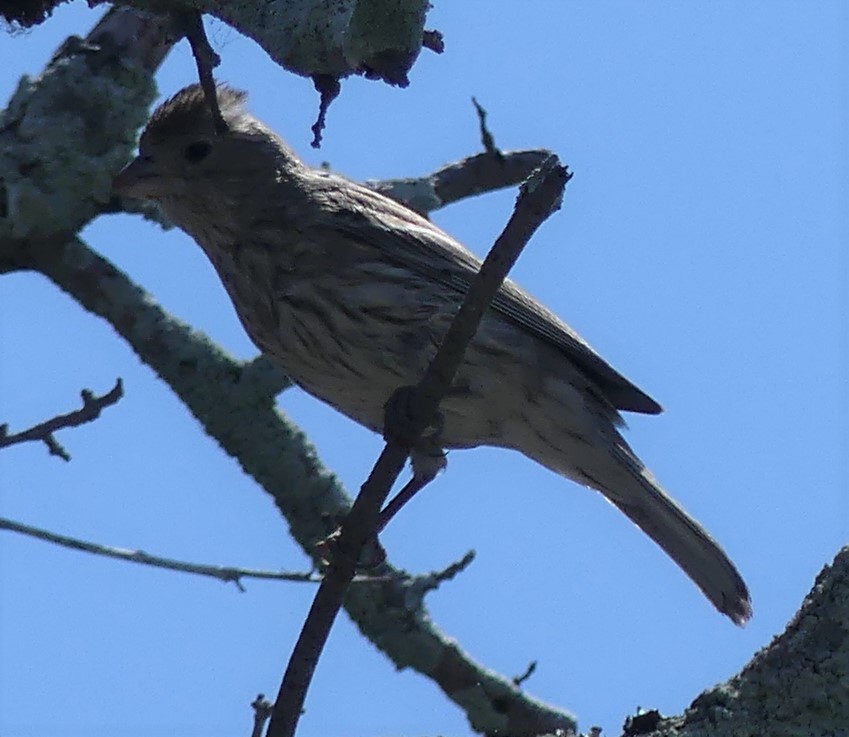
614,547,849,737
112,0,440,87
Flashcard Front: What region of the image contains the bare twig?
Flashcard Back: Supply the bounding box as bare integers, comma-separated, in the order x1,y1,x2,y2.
0,378,123,461
512,661,538,688
251,694,273,737
418,548,475,589
432,149,550,207
422,29,445,54
0,516,318,589
396,550,476,612
310,74,341,149
472,97,503,158
174,9,227,135
267,155,571,737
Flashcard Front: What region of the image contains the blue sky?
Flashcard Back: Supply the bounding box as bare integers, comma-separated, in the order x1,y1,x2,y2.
1,3,845,736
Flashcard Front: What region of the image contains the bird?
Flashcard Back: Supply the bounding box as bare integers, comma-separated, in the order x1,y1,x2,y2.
113,83,751,624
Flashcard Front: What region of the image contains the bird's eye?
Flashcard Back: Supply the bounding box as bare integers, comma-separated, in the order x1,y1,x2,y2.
183,141,212,163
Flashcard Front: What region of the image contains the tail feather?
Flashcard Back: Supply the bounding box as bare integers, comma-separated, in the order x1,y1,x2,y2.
601,446,752,624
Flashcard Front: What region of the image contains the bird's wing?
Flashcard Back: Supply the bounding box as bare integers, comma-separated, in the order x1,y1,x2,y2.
307,173,662,415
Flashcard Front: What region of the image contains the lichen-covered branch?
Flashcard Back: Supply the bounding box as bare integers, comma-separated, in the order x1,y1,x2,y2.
111,0,441,88
615,548,849,737
0,6,170,244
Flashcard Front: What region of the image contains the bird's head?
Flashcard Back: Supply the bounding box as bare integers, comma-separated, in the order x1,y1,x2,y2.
113,84,298,215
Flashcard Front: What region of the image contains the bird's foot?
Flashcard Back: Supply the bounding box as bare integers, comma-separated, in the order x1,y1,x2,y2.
314,529,387,571
382,385,444,446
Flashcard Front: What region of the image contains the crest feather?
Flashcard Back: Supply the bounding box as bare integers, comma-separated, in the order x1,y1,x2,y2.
143,83,249,142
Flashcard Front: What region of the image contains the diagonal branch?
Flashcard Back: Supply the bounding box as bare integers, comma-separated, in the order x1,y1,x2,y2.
0,379,123,461
268,156,571,737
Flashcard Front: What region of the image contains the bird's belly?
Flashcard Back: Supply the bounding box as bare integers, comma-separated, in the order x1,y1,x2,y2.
254,300,429,435
226,269,524,450
260,324,511,450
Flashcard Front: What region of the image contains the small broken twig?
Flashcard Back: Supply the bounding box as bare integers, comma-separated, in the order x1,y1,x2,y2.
0,378,123,461
512,660,538,688
472,96,503,159
310,74,341,149
422,29,445,54
251,694,273,737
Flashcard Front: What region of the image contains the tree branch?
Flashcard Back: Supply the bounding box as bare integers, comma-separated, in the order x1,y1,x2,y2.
0,516,319,588
0,379,123,461
471,97,502,158
251,694,273,737
173,8,228,135
633,547,849,737
110,0,439,88
368,149,553,217
0,6,172,245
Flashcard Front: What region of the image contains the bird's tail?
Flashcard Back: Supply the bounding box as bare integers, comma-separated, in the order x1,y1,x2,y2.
535,442,752,624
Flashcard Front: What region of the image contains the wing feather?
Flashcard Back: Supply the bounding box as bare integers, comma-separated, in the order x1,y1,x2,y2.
303,172,663,415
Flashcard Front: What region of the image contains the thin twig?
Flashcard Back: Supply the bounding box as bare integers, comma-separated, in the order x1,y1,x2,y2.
175,9,227,135
267,155,570,737
0,378,123,461
512,660,538,688
472,97,503,159
418,548,476,590
0,516,319,589
398,550,476,612
251,694,273,737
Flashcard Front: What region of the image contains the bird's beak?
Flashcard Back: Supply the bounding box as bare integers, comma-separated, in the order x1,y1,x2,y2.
112,155,163,199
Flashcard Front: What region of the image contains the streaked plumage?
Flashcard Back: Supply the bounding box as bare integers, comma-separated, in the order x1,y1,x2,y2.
113,84,751,624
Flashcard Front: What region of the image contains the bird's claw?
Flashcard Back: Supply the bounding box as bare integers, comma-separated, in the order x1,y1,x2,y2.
314,529,387,571
383,385,444,446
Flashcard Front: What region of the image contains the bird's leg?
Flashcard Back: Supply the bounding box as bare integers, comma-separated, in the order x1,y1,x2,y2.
315,387,446,569
350,436,446,569
351,388,446,567
377,440,446,533
378,385,446,530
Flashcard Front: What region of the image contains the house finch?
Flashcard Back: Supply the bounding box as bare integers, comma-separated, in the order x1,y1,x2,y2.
113,83,751,624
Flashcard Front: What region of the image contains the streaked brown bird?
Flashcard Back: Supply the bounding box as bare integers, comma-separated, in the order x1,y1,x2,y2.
114,84,751,624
